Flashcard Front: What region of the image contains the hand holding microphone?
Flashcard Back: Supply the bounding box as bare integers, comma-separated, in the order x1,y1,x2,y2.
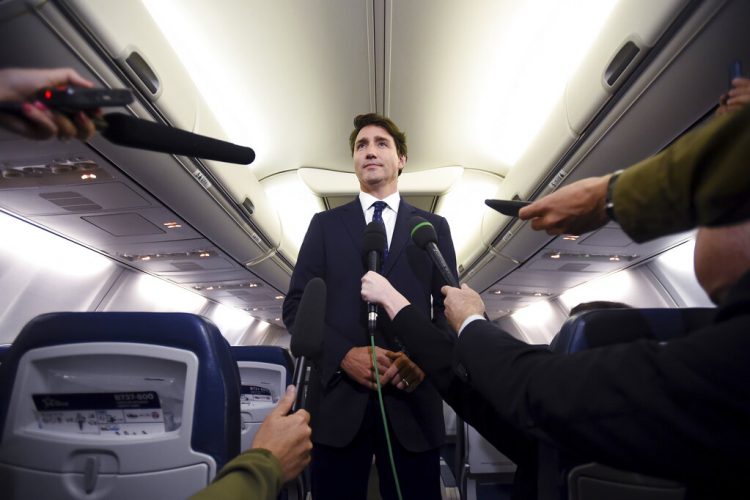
0,68,98,141
289,277,326,412
0,72,256,164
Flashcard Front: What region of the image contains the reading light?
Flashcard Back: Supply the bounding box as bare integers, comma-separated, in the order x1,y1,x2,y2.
123,250,217,262
192,281,261,291
545,251,637,262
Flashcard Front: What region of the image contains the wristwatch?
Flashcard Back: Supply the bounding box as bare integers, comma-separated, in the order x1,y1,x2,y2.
604,170,623,222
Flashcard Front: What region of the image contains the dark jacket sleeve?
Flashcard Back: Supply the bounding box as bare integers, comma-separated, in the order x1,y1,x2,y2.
392,305,537,468
615,104,750,242
453,316,750,483
189,449,283,500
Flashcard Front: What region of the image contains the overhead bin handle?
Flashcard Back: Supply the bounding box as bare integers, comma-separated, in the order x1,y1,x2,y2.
125,51,160,95
604,40,641,87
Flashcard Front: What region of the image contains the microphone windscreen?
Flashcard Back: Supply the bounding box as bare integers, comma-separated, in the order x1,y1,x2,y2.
362,221,387,256
101,112,256,165
409,215,438,249
290,277,326,359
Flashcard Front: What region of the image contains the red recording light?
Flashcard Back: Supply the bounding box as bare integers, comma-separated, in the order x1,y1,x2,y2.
44,89,52,100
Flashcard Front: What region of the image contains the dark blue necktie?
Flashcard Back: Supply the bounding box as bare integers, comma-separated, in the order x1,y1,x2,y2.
371,201,389,261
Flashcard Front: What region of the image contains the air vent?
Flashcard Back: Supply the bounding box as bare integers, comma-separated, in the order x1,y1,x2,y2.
39,191,102,212
82,213,165,237
229,291,254,301
558,263,591,272
171,262,204,272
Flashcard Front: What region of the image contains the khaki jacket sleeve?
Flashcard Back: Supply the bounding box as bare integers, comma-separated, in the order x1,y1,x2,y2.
189,449,283,500
615,104,750,242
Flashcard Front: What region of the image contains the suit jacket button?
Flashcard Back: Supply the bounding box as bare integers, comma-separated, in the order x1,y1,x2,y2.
454,363,469,382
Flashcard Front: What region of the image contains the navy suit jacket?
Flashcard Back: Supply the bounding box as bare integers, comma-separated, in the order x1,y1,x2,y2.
283,197,457,451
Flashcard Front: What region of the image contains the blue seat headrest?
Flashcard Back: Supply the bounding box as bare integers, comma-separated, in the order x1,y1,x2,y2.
232,345,294,386
0,312,240,468
552,308,716,353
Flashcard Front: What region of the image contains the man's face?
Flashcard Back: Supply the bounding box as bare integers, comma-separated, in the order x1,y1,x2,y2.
353,125,405,193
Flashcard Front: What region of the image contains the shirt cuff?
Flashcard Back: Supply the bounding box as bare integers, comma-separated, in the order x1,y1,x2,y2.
458,315,485,336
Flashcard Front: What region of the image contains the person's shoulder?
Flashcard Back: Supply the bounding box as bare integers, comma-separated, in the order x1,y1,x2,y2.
401,201,446,224
316,198,360,219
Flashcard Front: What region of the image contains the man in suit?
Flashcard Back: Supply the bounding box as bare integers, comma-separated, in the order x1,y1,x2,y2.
283,113,457,500
361,102,750,498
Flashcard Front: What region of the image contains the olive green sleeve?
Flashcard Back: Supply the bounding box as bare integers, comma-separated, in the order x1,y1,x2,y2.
614,104,750,242
189,449,283,500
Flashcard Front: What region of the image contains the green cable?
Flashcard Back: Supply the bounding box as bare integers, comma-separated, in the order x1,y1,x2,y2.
370,335,404,500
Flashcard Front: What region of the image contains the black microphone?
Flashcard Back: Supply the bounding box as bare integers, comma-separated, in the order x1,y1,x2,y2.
100,112,256,165
289,277,326,412
409,216,460,288
362,221,387,333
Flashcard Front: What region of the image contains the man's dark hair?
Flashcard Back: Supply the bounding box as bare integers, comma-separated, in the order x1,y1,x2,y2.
349,113,408,162
569,301,632,316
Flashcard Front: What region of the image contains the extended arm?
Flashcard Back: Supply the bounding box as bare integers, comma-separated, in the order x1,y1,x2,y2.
519,105,750,242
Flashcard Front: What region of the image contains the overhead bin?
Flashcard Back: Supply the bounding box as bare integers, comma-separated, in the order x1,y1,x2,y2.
565,0,691,134
13,0,288,290
462,0,732,290
475,0,748,302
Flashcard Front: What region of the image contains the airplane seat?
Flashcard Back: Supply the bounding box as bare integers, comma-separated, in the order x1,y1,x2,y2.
230,345,293,451
542,307,715,500
552,307,716,352
460,422,516,500
0,344,10,364
0,311,241,500
230,346,303,500
568,462,686,500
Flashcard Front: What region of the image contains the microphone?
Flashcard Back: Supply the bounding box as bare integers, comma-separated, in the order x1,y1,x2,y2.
362,221,387,333
289,277,326,412
100,112,256,165
409,216,460,288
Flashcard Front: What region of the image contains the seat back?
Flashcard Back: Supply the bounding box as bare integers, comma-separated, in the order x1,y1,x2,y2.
0,344,10,364
231,346,293,450
547,308,715,500
460,422,516,500
568,463,687,500
0,312,241,500
553,308,716,352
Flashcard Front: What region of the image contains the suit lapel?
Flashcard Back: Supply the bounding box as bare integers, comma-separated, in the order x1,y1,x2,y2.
338,198,367,267
382,200,417,276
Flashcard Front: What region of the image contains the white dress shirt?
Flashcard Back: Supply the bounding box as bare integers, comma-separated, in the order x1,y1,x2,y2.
359,191,400,249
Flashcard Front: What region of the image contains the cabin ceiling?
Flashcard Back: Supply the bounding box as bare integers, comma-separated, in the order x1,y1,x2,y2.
1,0,746,330
144,0,534,181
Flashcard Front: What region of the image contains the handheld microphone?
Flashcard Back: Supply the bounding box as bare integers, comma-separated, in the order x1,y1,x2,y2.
362,221,387,333
100,112,256,165
289,277,326,412
409,216,460,288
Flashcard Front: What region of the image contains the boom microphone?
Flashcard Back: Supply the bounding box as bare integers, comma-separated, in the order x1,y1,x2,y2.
409,216,460,288
101,112,256,165
362,221,387,333
290,277,326,412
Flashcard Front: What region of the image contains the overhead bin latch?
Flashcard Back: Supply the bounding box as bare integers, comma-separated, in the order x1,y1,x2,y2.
604,40,641,87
